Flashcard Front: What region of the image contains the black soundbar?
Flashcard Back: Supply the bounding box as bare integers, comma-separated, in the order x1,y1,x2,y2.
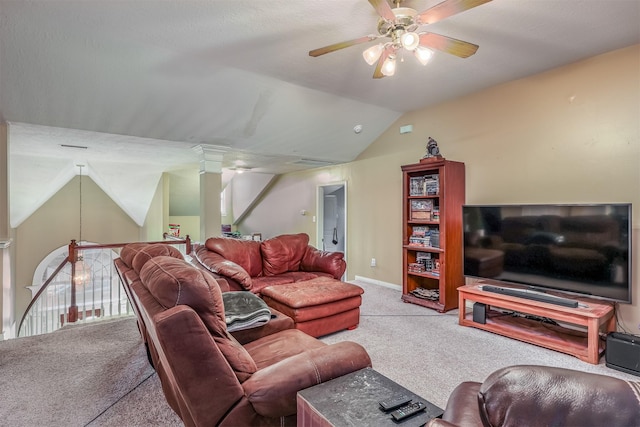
482,285,579,308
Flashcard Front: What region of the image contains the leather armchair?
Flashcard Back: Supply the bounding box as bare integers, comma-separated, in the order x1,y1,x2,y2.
133,255,371,426
427,365,640,427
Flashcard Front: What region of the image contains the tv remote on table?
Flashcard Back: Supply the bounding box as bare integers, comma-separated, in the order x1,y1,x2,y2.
379,395,412,412
390,401,426,421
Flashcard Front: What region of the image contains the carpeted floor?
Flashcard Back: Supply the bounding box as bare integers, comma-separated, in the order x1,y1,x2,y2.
1,281,637,426
322,280,639,409
0,316,180,426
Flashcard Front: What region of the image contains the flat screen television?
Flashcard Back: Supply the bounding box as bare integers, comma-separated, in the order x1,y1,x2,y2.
462,204,632,303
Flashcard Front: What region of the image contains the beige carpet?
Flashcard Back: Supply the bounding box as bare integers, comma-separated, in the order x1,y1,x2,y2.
2,282,637,426
0,316,180,426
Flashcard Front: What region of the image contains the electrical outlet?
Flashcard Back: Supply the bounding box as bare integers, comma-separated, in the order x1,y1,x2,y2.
371,258,377,267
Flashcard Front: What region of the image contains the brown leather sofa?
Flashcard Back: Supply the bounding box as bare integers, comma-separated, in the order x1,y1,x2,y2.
192,233,346,294
116,244,371,426
115,242,294,363
427,365,640,427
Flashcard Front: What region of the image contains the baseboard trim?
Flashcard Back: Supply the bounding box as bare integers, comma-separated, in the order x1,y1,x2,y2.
353,275,401,291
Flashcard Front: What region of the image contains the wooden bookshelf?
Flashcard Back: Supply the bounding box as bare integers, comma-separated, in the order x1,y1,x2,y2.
401,158,465,312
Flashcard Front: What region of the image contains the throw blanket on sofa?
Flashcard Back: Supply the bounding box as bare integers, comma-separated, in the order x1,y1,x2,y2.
223,292,273,332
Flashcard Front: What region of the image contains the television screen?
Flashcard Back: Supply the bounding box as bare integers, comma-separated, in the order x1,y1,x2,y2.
462,204,632,303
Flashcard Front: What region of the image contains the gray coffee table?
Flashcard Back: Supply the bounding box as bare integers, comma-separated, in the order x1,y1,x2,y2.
297,367,443,426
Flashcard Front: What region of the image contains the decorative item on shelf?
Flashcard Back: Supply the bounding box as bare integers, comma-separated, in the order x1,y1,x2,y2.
408,262,425,273
416,252,434,271
410,176,426,196
424,174,439,195
411,199,433,220
422,137,443,160
410,287,439,301
409,235,430,246
430,229,440,248
432,207,440,221
168,223,180,237
412,226,429,237
432,259,441,275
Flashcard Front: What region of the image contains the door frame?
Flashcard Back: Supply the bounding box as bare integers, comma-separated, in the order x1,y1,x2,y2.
316,181,347,278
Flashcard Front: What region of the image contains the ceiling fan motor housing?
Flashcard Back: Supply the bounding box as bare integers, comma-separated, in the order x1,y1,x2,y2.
378,7,419,43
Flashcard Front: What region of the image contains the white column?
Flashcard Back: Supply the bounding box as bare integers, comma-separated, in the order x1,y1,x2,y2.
192,145,225,241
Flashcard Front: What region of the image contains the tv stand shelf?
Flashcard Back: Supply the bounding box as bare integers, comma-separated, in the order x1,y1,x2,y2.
458,283,615,364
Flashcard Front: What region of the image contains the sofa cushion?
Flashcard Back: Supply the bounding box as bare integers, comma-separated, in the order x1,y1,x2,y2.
243,329,326,369
251,275,296,295
131,244,184,274
277,271,323,282
139,256,257,382
261,233,309,276
206,237,263,277
120,242,149,268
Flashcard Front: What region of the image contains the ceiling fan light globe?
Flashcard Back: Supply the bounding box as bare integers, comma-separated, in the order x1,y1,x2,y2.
363,44,384,65
381,56,396,76
414,46,434,65
401,32,420,51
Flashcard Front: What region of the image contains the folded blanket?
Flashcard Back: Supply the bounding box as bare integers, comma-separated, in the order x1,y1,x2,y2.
223,291,272,332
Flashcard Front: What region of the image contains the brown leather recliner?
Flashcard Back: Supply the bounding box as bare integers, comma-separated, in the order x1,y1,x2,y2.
427,365,640,427
132,255,372,427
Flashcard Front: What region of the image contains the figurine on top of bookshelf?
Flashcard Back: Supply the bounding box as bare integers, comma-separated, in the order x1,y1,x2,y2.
422,137,443,160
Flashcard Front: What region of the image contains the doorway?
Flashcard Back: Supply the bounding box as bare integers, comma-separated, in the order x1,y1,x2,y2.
317,182,347,277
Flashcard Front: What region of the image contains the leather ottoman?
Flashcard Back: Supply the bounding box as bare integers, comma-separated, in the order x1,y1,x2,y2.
261,277,364,338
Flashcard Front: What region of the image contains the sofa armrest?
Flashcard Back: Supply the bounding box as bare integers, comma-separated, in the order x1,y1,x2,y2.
194,246,253,290
300,246,346,279
479,365,640,427
242,341,371,417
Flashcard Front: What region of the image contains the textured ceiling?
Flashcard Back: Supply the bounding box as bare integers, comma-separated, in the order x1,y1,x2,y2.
1,0,639,227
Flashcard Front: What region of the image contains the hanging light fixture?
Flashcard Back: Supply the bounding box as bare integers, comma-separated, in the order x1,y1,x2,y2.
73,164,91,286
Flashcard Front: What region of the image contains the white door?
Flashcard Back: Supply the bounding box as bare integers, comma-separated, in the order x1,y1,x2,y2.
317,183,347,277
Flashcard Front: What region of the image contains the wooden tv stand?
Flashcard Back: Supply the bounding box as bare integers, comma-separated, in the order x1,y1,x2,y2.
458,283,615,364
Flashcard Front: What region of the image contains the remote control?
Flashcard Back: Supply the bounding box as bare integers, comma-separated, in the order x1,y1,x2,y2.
390,401,426,421
379,395,412,412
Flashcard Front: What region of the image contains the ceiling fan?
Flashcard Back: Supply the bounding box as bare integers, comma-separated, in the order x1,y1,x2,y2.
309,0,492,78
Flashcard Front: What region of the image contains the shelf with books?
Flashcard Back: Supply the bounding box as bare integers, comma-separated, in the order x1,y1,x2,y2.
401,158,465,312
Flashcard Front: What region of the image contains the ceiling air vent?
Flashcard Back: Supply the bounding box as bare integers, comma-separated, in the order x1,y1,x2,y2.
290,159,337,167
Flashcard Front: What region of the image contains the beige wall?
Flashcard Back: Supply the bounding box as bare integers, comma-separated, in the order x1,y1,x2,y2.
240,45,640,330
14,176,140,324
168,215,200,242
141,177,165,242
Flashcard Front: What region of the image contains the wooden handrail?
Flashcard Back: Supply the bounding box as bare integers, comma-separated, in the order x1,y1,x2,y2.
74,235,192,254
17,257,70,336
17,235,193,337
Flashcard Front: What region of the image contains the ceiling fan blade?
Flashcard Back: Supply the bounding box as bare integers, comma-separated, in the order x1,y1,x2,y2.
309,35,378,57
419,32,479,58
368,0,396,22
373,47,393,79
417,0,492,25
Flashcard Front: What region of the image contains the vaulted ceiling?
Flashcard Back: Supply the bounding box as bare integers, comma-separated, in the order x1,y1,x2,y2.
1,0,638,227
